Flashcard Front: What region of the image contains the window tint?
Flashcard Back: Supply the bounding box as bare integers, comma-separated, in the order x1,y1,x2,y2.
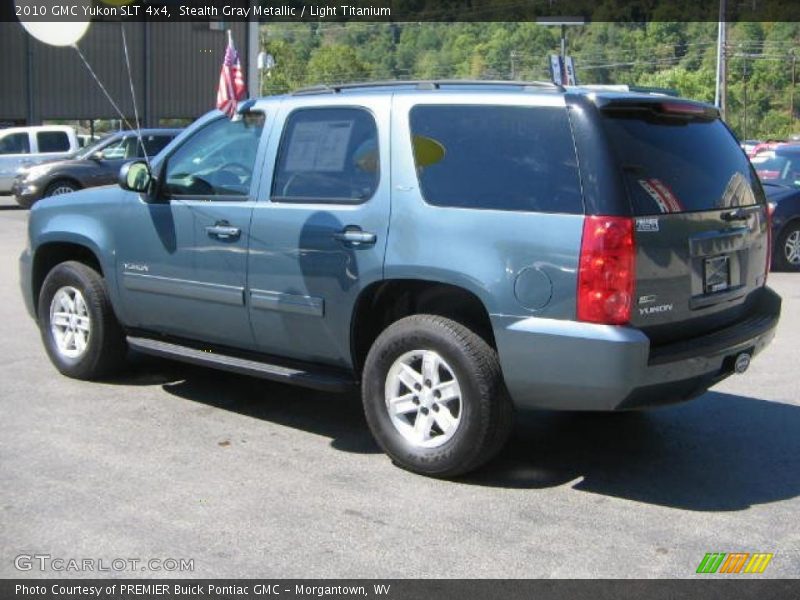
165,113,264,197
37,131,70,153
272,108,379,203
408,105,583,214
602,110,764,215
0,133,30,155
138,135,173,157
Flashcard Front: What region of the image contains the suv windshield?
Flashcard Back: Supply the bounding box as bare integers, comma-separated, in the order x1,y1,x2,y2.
601,105,765,215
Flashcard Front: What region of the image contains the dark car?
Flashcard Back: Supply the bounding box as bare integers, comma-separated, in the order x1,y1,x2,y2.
751,144,800,270
12,129,181,208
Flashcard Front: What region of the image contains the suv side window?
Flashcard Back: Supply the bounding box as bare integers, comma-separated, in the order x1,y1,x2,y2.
0,133,30,155
37,131,71,153
271,107,379,204
409,105,583,214
164,113,264,197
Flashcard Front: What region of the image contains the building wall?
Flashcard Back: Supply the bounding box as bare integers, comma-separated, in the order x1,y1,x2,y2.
0,21,249,126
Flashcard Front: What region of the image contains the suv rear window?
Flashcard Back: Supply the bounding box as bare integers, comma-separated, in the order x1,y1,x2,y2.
601,105,764,215
409,105,583,214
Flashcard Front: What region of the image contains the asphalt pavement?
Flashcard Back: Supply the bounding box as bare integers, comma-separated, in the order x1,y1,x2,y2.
1,194,798,578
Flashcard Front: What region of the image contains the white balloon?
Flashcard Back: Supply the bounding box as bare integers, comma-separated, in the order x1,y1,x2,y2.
17,0,91,47
19,21,91,46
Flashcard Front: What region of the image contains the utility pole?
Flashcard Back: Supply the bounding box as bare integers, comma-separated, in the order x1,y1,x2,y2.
510,50,517,80
714,0,728,119
791,50,797,130
735,51,760,141
743,57,748,140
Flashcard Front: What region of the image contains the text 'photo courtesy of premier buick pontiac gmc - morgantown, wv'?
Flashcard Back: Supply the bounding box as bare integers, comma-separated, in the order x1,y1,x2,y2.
19,81,781,477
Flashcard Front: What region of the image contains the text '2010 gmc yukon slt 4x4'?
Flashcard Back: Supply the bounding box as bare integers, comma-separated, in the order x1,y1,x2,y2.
20,81,781,477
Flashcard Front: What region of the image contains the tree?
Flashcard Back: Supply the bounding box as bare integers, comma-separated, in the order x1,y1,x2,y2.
305,44,371,84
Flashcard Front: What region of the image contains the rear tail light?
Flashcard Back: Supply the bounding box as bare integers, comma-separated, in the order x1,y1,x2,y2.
577,216,636,325
765,202,776,282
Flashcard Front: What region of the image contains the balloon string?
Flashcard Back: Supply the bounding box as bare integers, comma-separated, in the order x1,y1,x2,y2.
72,43,134,131
120,23,150,168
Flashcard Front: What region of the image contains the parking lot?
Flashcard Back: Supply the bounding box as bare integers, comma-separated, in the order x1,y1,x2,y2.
0,194,798,579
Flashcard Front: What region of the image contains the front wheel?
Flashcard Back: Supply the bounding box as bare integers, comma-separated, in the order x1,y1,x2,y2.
362,315,513,478
38,261,127,380
775,223,800,272
44,180,80,198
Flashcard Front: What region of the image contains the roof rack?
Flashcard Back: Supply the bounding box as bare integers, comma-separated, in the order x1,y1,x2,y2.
292,79,564,96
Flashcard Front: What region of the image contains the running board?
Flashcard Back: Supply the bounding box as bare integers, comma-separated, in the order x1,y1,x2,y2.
127,336,355,392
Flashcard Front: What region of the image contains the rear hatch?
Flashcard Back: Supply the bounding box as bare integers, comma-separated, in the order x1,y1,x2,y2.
599,99,770,345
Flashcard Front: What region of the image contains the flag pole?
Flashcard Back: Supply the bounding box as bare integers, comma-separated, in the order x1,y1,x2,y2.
227,29,233,46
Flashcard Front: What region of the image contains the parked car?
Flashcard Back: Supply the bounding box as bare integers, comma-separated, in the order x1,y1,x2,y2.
19,82,780,477
12,129,181,208
740,139,761,155
748,139,786,159
751,145,800,270
0,125,79,193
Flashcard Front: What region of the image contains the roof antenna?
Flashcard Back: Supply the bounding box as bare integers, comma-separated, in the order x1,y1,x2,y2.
121,23,150,168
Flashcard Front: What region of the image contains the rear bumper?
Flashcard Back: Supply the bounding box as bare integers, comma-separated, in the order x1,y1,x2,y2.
493,287,781,411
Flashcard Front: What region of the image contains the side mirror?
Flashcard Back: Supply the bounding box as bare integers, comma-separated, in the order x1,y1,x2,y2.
119,160,154,195
91,151,104,161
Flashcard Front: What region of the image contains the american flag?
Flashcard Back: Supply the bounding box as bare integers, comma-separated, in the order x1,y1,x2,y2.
216,32,247,118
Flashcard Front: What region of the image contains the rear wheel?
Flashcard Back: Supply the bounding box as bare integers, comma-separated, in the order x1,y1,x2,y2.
776,222,800,272
362,315,513,478
38,261,127,380
44,180,80,198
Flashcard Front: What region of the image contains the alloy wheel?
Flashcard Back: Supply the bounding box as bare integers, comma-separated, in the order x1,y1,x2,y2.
384,349,463,449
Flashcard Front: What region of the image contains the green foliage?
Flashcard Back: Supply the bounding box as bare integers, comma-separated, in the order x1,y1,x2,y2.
260,21,800,138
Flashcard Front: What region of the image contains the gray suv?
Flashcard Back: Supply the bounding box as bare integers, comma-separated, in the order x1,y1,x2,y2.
19,81,781,477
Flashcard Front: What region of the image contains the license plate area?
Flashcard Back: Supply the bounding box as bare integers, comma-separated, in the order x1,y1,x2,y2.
703,255,730,294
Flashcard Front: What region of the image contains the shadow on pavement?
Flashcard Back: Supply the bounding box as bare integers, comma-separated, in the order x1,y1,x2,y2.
464,391,800,511
118,354,800,510
141,356,381,456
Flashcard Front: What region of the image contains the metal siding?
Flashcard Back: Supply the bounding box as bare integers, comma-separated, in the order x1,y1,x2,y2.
150,22,247,120
35,22,145,120
1,22,248,124
0,24,28,121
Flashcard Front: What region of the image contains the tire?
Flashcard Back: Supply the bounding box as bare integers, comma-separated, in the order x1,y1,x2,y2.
38,261,127,380
362,314,514,478
44,180,80,198
775,222,800,272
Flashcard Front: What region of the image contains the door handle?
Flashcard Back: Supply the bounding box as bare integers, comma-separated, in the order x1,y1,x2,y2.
205,221,241,240
721,208,750,222
332,227,377,247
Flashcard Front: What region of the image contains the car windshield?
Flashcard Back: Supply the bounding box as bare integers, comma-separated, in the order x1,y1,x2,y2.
751,152,800,188
73,134,116,159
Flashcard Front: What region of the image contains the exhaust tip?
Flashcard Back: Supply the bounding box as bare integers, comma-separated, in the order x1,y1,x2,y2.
734,352,752,374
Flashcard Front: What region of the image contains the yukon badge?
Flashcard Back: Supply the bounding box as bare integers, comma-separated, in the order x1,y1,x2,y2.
639,304,673,316
123,263,149,273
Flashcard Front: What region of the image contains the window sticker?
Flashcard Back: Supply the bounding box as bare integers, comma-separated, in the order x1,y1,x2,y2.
284,120,354,172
